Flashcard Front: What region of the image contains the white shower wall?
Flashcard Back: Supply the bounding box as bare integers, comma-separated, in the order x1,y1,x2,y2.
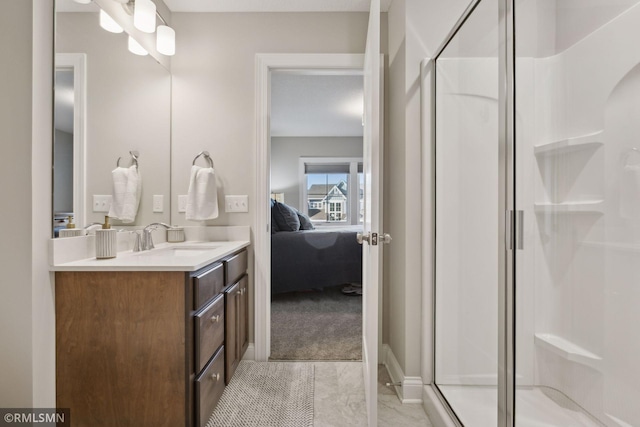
518,2,640,426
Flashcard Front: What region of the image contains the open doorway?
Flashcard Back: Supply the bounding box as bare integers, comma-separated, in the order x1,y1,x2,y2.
268,70,365,361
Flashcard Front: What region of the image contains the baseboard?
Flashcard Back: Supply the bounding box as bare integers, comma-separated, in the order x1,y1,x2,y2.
242,343,255,361
381,344,423,403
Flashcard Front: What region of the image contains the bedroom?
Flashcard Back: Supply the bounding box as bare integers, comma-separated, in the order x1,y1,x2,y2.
269,70,365,361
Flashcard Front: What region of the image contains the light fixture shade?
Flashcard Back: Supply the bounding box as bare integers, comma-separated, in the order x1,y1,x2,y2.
73,0,92,4
134,0,156,33
128,36,148,56
156,25,175,56
99,10,123,33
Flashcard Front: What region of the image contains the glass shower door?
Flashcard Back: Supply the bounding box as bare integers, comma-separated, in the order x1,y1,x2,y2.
433,0,501,424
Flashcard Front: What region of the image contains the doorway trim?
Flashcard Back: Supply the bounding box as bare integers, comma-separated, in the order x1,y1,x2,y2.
254,53,365,361
55,53,87,231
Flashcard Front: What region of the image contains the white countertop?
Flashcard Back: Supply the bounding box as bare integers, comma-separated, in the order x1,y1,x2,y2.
51,240,250,272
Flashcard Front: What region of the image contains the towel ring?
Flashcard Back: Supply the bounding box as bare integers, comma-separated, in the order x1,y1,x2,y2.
117,151,139,169
192,151,214,168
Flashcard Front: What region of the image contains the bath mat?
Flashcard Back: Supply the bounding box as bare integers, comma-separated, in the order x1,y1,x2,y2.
206,361,314,427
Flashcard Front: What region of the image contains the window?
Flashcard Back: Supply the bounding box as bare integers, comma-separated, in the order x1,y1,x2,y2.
300,158,363,225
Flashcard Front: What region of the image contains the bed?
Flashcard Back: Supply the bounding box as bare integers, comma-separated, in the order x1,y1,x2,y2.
271,227,363,294
269,199,363,293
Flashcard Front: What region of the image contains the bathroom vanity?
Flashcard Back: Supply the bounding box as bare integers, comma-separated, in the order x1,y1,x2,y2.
53,240,249,427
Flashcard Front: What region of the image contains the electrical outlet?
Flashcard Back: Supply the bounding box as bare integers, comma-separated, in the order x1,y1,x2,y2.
153,195,164,213
225,195,249,213
93,195,112,212
178,195,188,213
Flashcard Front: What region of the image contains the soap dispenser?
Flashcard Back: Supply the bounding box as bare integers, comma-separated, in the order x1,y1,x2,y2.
59,216,84,238
95,216,117,259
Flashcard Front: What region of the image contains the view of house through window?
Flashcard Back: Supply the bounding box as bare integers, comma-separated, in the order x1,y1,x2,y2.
302,158,363,225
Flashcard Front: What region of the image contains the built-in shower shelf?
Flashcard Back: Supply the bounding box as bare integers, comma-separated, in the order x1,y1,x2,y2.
534,333,602,371
534,131,604,156
534,200,604,214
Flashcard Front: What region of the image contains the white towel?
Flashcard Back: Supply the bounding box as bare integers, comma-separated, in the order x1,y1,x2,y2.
620,163,640,219
108,165,141,223
186,165,219,221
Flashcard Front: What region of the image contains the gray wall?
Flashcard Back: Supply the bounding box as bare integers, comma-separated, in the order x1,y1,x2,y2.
386,0,474,379
170,12,382,345
0,1,55,406
271,136,363,210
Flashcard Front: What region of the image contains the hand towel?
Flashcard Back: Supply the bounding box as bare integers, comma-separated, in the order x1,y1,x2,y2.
108,165,141,223
186,165,219,221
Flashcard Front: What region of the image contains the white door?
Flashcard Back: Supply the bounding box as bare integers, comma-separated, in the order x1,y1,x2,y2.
361,0,383,425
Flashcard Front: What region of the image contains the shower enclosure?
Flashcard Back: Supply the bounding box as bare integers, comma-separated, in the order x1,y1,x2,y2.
432,0,640,425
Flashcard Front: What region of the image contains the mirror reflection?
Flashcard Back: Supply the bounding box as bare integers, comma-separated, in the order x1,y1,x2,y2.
53,0,171,237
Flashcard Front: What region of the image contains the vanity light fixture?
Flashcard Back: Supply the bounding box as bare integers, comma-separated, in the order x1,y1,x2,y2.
156,25,175,56
127,35,148,56
73,0,92,4
133,0,156,33
99,10,124,33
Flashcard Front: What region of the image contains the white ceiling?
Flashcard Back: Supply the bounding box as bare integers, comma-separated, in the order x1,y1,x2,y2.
271,72,364,137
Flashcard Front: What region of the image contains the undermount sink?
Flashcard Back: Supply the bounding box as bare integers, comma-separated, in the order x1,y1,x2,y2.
135,244,224,257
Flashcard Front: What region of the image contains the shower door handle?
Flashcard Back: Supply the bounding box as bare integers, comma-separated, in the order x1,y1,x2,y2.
506,210,524,250
516,210,524,250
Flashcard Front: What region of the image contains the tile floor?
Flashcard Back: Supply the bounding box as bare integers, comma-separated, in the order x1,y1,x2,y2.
312,361,433,426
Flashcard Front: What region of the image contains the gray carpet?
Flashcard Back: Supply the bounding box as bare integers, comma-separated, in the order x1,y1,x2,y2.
206,361,314,427
270,285,362,360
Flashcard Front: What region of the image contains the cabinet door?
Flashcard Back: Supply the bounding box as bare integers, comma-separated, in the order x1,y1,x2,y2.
238,275,249,358
224,282,239,384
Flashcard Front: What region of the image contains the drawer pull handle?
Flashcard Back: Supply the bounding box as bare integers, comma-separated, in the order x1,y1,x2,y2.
211,373,220,381
210,315,220,323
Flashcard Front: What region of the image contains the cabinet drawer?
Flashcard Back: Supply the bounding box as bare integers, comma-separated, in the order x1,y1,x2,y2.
194,263,224,309
225,250,247,286
195,294,225,374
195,345,225,427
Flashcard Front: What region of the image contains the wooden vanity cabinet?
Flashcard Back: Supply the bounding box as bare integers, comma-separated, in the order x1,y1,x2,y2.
223,251,249,384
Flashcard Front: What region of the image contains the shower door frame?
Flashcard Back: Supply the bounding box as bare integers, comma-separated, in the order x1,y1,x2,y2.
428,0,517,426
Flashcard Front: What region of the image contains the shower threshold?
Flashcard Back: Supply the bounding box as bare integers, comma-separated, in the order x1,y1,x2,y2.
438,384,605,427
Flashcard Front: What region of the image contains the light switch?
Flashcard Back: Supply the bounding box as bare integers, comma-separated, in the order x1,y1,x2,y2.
93,195,112,212
153,195,164,213
225,195,249,213
178,195,188,213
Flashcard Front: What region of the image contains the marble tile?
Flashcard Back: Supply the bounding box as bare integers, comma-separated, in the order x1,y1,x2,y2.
314,362,367,427
312,362,433,427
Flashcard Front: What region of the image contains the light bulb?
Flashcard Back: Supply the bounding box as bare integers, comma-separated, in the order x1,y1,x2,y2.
73,0,92,4
156,25,175,56
99,10,123,34
128,36,148,56
134,0,156,34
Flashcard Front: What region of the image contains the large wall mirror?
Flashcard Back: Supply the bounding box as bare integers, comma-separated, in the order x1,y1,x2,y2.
53,0,171,236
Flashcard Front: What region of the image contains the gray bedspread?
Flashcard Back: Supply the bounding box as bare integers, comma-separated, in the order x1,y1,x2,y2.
271,229,363,294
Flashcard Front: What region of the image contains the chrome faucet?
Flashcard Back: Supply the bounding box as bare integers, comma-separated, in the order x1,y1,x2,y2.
141,222,172,251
